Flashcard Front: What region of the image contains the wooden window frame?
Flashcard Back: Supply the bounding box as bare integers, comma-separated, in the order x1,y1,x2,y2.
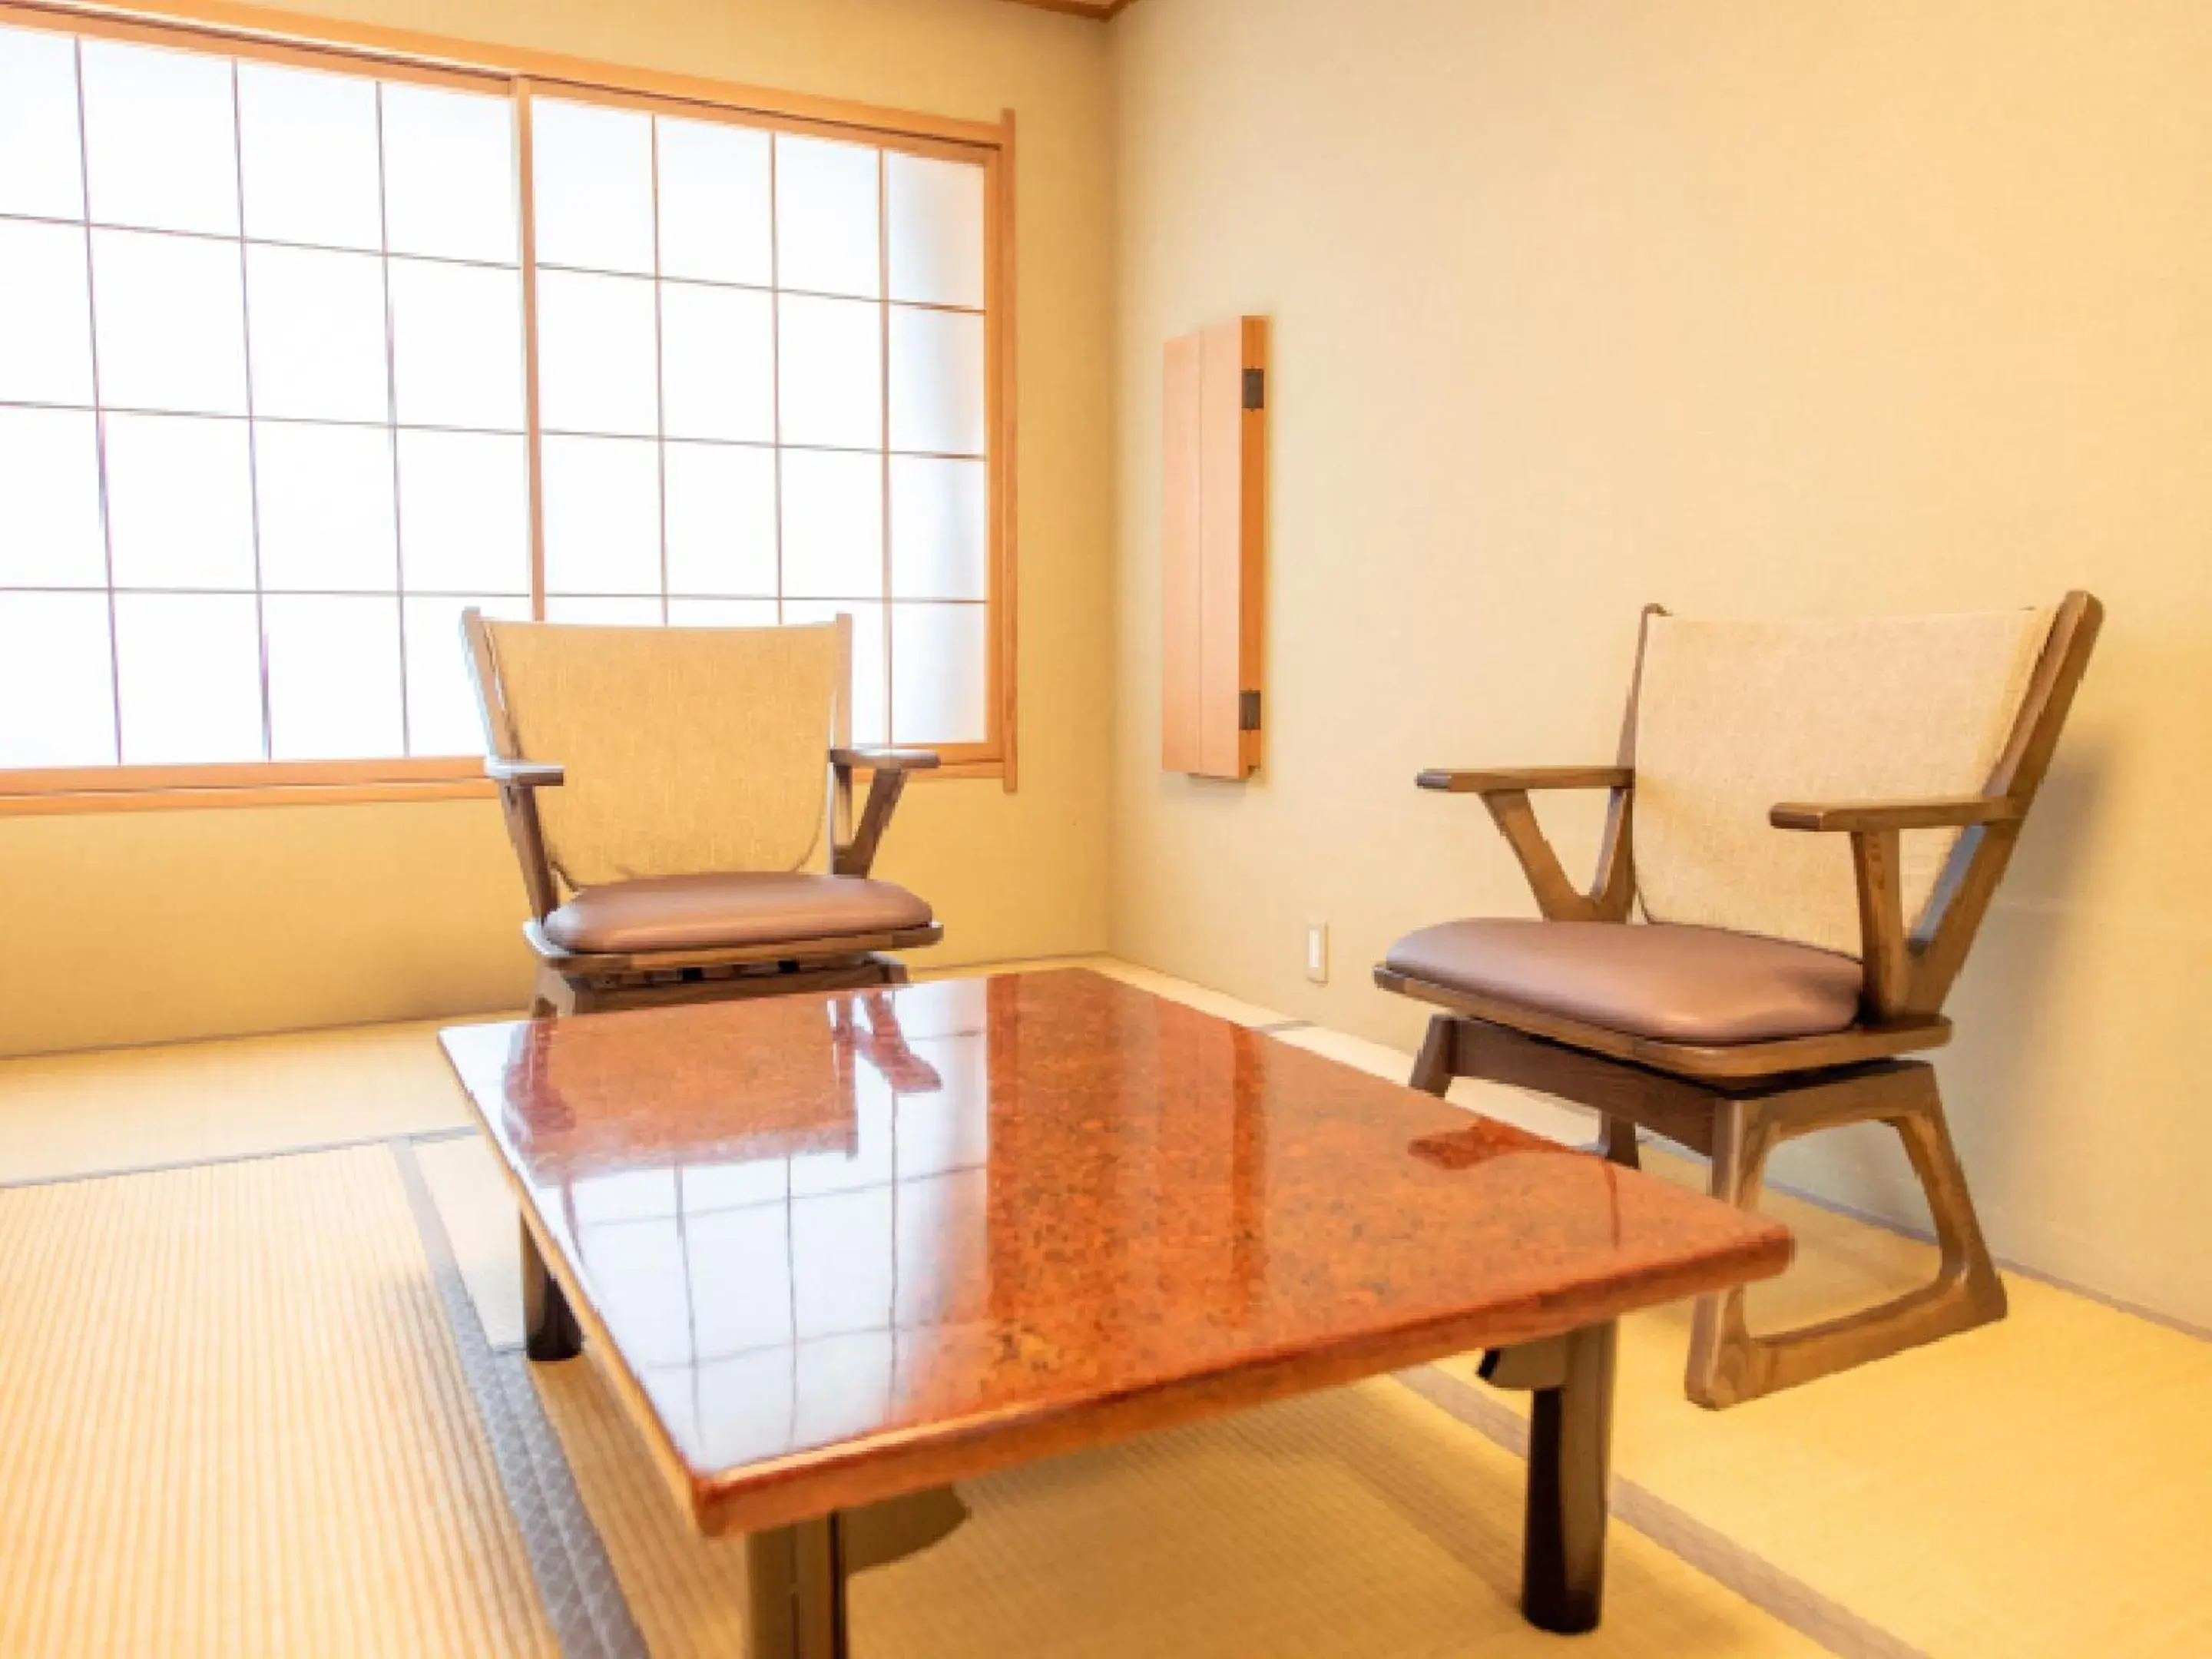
0,0,1018,814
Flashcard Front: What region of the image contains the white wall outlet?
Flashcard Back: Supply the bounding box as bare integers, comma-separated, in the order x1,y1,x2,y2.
1305,921,1329,985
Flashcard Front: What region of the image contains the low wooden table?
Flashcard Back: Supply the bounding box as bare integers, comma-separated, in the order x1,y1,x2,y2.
441,969,1788,1655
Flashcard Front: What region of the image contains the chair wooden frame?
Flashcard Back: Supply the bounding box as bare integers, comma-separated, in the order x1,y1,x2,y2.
462,610,945,1018
1376,591,2102,1406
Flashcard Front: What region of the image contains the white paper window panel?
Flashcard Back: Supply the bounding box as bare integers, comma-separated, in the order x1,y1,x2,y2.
114,591,263,763
79,39,238,237
532,98,654,276
659,282,773,443
790,1188,894,1337
0,407,106,588
543,595,664,624
684,1204,794,1355
396,430,530,593
541,435,661,596
535,268,657,436
889,455,986,601
889,306,986,456
568,1167,678,1226
379,83,517,264
791,1333,895,1447
244,245,390,422
667,598,780,629
386,259,525,430
91,229,247,415
777,294,881,449
893,1055,989,1178
679,1160,788,1212
102,413,255,590
254,422,398,592
0,220,94,405
780,449,882,601
0,592,116,767
688,1349,796,1467
574,1217,693,1367
655,117,770,286
236,61,382,251
263,594,404,760
886,154,985,310
775,134,880,300
789,1075,893,1197
402,592,526,755
894,1168,988,1329
892,603,988,745
0,26,87,220
783,598,886,745
663,442,777,598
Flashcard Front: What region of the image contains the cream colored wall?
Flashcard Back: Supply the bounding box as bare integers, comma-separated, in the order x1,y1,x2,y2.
0,0,1115,1058
1111,0,2212,1326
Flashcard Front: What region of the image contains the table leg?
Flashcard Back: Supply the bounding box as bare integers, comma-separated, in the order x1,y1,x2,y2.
1522,1320,1617,1633
1481,1318,1618,1634
520,1217,583,1363
741,1488,964,1659
747,1514,849,1659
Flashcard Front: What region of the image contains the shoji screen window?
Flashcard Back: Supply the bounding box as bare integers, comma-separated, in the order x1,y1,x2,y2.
528,98,992,748
0,23,530,770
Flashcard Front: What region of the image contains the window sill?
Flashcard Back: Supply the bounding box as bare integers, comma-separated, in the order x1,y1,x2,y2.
0,754,1011,815
0,778,500,816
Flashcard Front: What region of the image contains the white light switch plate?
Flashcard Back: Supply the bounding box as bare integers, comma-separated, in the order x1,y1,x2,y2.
1305,921,1329,984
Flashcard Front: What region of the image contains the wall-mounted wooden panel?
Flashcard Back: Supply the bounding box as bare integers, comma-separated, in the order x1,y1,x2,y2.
1162,316,1267,779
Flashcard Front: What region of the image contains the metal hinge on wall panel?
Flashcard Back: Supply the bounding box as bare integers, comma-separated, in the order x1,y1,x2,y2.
1243,367,1265,410
1239,690,1263,730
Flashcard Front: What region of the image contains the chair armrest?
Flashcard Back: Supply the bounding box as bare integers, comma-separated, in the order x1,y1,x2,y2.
833,753,936,878
1770,796,2020,833
1769,794,2021,1021
485,757,565,788
832,747,941,773
1419,767,1635,922
1417,766,1632,794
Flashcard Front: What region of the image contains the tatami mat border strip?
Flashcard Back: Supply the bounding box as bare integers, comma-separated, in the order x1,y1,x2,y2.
0,1123,480,1191
1394,1366,1926,1659
389,1137,650,1659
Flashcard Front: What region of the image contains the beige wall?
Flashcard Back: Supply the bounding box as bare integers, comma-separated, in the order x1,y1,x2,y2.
0,0,1116,1057
1111,0,2212,1327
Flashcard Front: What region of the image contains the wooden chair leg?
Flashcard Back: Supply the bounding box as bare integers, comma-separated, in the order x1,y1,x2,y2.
1685,1096,1777,1406
1409,1015,1459,1097
1685,1066,2006,1409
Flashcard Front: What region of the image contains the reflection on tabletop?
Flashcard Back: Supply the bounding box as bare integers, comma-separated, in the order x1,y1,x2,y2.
439,971,1757,1479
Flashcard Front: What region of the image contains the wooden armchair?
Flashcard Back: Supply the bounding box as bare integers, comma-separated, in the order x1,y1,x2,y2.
462,611,942,1017
1376,593,2101,1407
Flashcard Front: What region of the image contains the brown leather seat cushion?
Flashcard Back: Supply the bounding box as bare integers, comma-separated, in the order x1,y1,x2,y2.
543,871,933,955
1385,919,1863,1045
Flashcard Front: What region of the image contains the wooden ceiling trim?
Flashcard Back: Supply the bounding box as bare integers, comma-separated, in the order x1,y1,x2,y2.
997,0,1134,20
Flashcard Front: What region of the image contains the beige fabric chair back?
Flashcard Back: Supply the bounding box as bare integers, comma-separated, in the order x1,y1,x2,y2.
1633,607,2054,959
478,618,847,891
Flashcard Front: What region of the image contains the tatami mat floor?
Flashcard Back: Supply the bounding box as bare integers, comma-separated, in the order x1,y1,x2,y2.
2,955,2207,1657
0,1015,490,1186
0,1147,555,1658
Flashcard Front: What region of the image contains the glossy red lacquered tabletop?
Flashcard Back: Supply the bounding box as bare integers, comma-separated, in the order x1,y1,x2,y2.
440,969,1790,1534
